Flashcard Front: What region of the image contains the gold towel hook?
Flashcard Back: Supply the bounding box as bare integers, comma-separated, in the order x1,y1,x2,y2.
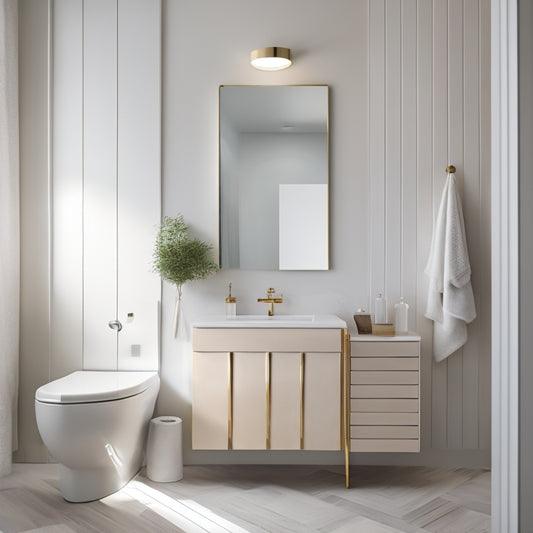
446,165,456,174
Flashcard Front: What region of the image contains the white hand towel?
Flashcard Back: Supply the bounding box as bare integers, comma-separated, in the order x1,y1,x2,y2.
425,173,476,362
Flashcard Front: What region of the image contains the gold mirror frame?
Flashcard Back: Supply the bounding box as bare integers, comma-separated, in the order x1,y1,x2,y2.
218,85,330,271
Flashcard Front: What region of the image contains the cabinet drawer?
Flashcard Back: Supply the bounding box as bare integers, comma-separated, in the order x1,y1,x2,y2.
350,398,419,412
350,384,418,398
351,357,418,371
350,412,419,425
350,426,419,439
351,371,419,385
351,439,419,452
194,328,341,353
351,341,419,357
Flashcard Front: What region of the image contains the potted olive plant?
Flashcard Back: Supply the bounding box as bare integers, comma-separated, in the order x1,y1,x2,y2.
153,215,219,337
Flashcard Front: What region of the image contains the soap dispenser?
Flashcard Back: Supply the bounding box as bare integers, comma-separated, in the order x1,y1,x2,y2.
225,283,237,319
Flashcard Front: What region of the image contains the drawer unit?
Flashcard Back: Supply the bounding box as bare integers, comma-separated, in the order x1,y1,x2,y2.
350,335,421,453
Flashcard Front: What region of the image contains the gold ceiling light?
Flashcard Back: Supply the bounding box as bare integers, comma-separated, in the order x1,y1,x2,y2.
250,47,292,71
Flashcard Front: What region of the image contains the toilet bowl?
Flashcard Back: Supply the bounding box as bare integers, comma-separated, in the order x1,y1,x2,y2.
35,370,160,502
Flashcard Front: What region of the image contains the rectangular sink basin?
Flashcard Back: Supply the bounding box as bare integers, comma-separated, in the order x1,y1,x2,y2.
192,314,347,329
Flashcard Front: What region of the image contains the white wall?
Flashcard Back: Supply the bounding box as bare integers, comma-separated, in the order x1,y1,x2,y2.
159,0,491,467
367,0,491,461
17,0,491,468
16,0,161,462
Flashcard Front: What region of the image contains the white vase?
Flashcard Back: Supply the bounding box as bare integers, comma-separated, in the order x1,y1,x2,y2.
173,288,182,338
173,287,190,341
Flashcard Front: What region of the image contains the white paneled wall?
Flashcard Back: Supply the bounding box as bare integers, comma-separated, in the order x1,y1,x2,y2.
17,0,161,461
116,0,161,370
368,0,491,454
18,0,490,466
83,0,119,369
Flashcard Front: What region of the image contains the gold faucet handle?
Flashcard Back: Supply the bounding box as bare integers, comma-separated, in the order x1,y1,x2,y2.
267,287,275,297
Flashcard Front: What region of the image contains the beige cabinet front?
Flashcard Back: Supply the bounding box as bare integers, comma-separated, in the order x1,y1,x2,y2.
350,337,421,453
192,352,230,450
192,328,343,451
233,353,267,449
270,353,300,449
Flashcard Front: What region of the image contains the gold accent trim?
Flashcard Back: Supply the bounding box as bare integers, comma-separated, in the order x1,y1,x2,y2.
300,352,305,450
339,329,343,452
446,165,456,174
251,46,292,62
266,352,271,449
228,352,233,450
343,329,351,488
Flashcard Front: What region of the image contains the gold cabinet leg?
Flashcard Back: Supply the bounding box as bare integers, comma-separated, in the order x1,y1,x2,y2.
343,329,350,488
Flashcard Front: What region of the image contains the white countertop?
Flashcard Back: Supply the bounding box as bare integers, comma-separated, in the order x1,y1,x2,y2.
192,314,347,329
350,332,421,341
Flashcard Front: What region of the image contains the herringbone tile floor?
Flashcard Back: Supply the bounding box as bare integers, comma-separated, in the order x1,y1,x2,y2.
0,464,490,532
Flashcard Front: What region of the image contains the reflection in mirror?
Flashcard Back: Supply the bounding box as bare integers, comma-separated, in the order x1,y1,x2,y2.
219,85,329,270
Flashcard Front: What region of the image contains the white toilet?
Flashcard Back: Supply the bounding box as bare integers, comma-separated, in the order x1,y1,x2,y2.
35,370,160,502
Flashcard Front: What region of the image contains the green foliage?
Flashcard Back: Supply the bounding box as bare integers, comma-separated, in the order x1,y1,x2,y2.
153,215,219,291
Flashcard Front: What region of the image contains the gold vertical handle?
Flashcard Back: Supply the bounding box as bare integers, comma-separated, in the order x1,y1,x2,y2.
300,352,305,450
266,352,271,450
228,352,233,450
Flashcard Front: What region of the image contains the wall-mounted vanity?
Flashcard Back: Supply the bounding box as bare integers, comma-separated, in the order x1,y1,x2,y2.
191,315,351,486
219,85,329,270
191,315,422,488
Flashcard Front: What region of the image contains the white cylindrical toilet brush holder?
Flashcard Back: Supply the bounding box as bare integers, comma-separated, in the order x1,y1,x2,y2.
146,416,183,482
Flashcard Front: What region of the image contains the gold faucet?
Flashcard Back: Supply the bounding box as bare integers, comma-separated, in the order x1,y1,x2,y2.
257,287,283,316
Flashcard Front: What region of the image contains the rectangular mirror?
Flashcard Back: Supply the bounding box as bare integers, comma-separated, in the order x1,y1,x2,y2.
219,85,329,270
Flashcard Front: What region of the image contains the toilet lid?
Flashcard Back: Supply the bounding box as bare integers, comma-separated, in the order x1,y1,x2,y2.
35,371,159,404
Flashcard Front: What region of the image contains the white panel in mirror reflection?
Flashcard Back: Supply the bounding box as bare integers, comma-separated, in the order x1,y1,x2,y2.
279,184,328,270
219,85,328,270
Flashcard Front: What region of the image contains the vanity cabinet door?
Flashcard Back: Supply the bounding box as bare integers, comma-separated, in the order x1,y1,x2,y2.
192,352,229,450
304,352,341,450
233,353,267,449
192,328,344,452
271,352,301,450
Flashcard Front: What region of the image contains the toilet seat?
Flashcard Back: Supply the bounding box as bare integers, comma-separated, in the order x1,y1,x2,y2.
35,371,159,404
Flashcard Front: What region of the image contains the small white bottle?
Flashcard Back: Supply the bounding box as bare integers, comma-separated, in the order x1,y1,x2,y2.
394,297,409,334
225,283,236,319
374,293,387,324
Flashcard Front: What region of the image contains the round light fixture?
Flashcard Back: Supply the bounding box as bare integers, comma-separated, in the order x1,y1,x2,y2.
250,47,292,71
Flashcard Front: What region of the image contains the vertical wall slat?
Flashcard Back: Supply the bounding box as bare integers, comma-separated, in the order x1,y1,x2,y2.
117,0,161,371
417,0,435,452
369,0,387,312
83,0,118,370
51,0,83,380
446,0,465,450
385,0,402,320
16,0,53,462
462,0,481,450
478,0,492,451
401,0,418,330
358,0,490,457
431,0,449,450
